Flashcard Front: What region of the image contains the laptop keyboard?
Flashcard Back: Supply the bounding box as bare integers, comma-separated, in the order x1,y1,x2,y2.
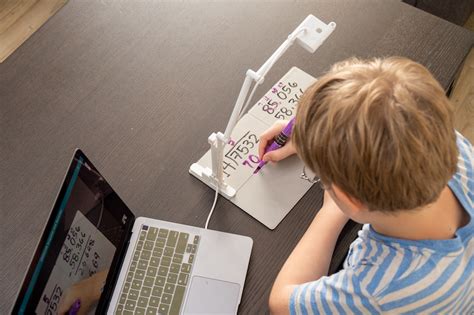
115,225,200,315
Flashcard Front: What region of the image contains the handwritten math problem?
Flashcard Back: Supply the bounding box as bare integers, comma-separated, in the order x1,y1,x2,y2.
249,67,316,127
62,225,101,279
195,67,316,193
258,82,302,119
215,67,316,191
223,131,260,178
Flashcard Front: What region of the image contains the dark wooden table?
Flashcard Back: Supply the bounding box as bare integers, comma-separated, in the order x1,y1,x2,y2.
1,1,473,313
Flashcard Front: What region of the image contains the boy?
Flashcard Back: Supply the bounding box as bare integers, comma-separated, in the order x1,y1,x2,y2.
260,57,473,314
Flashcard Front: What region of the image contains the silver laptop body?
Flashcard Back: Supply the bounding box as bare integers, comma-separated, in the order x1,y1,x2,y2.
108,217,252,315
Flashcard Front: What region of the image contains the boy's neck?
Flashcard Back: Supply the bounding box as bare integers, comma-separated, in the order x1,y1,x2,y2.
370,186,470,241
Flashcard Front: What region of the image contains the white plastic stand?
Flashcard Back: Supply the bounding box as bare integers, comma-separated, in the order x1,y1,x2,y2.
190,15,336,198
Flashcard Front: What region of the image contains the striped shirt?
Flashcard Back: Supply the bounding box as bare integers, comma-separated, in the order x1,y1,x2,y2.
290,132,474,314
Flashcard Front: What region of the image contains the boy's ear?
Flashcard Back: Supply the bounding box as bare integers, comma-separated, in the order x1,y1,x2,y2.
331,185,367,214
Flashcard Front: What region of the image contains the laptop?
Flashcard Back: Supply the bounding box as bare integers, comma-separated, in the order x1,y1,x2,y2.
12,149,253,314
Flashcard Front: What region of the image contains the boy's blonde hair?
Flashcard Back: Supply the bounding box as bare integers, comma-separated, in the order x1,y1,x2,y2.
292,57,458,212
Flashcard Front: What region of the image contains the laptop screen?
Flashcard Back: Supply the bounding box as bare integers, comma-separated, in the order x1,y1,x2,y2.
13,150,134,314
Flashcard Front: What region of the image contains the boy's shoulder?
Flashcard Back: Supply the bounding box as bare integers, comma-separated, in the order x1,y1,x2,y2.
291,223,473,314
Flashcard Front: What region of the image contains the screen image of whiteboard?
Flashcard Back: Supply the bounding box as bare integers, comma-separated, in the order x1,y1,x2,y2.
36,211,115,314
192,67,317,229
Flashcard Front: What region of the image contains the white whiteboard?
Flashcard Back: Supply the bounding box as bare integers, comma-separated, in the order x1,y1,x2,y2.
192,67,317,229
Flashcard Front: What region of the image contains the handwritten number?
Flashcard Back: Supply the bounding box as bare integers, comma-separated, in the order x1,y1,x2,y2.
248,134,259,144
249,154,259,164
277,91,287,100
242,154,260,168
275,112,286,120
288,81,298,88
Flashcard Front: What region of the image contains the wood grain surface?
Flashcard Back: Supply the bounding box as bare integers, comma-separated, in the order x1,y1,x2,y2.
0,0,68,63
452,48,474,143
0,1,473,313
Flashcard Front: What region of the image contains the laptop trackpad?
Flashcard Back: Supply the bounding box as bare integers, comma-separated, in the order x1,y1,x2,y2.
184,276,240,314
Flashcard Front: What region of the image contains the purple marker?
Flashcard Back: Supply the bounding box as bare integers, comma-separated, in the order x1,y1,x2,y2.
254,117,296,174
68,299,81,315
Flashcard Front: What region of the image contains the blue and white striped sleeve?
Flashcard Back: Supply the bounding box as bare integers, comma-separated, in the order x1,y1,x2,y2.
290,270,381,315
451,131,474,214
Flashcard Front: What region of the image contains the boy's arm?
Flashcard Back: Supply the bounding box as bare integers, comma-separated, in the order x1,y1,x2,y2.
269,191,349,315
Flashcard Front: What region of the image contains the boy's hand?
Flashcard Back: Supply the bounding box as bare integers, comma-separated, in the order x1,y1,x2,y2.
258,120,297,162
58,270,108,315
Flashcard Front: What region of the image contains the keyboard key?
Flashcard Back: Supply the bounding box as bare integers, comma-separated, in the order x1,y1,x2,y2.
146,306,158,315
170,285,186,314
181,263,191,273
149,296,160,307
178,273,188,286
133,251,140,261
123,311,133,315
189,244,197,254
188,254,195,264
144,240,154,251
155,276,166,286
137,296,148,308
158,266,169,277
147,227,158,241
158,229,169,238
166,231,179,247
173,254,183,264
162,293,172,304
152,248,163,257
139,231,146,241
186,244,193,253
152,286,163,297
161,256,171,267
150,257,160,267
141,250,151,260
170,263,180,274
164,247,174,257
137,260,148,270
158,303,169,315
141,286,151,298
167,273,178,284
135,269,145,280
124,299,136,311
120,293,127,304
147,266,157,277
117,304,124,312
143,276,154,288
123,282,130,293
130,261,137,271
136,241,144,251
175,233,188,254
193,235,200,244
135,307,145,315
164,283,175,294
126,271,133,282
131,279,142,290
156,238,166,248
128,289,139,300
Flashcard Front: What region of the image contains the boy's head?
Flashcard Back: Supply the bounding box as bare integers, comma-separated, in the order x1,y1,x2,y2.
292,57,458,213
